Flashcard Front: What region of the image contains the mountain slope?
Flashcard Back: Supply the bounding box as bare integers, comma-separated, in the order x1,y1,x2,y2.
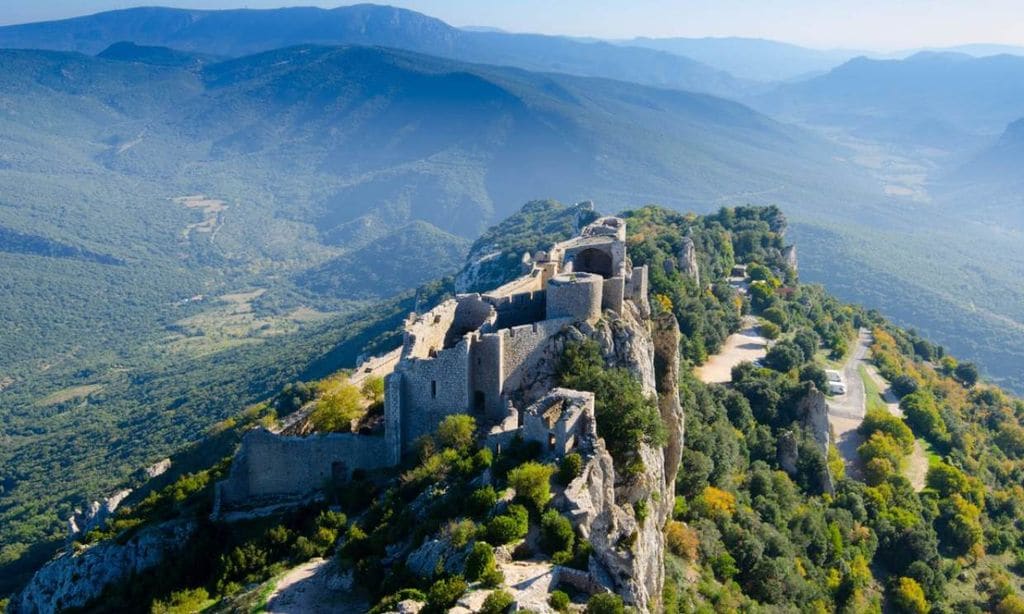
624,36,858,81
753,52,1024,147
0,4,748,98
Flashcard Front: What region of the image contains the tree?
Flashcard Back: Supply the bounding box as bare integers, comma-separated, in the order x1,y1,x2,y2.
859,409,915,453
436,415,476,452
926,462,969,499
762,307,789,331
892,577,928,614
793,328,820,359
799,364,828,392
954,362,979,387
309,378,363,432
765,341,803,372
996,595,1024,614
360,376,385,403
761,321,781,340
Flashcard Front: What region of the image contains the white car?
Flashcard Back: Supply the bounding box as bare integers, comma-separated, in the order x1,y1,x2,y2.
828,381,847,395
825,369,842,383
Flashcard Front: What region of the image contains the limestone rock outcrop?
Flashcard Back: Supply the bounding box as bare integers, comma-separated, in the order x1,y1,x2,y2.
678,237,700,286
552,303,682,611
13,520,196,613
66,488,132,541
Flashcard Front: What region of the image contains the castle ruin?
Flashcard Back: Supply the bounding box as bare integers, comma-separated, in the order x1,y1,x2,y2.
217,213,649,509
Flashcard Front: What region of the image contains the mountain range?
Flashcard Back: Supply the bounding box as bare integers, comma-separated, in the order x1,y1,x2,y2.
0,4,748,98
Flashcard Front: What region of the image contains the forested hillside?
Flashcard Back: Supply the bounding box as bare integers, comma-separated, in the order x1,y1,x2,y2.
7,204,1023,614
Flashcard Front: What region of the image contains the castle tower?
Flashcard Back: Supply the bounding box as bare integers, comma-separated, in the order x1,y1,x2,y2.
546,272,603,323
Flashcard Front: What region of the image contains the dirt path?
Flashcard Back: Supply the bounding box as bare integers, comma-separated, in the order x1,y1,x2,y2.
695,316,768,384
862,364,929,490
264,558,366,614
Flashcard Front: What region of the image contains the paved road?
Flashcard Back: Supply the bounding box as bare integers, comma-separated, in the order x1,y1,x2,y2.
695,316,768,384
828,329,870,480
827,329,927,490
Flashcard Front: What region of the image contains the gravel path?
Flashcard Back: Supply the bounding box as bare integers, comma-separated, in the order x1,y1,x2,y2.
264,558,366,614
695,316,768,384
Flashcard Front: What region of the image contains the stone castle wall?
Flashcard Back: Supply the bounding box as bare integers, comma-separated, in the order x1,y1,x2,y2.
218,429,390,508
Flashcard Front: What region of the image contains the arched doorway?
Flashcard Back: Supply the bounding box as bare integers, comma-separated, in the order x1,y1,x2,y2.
574,248,613,278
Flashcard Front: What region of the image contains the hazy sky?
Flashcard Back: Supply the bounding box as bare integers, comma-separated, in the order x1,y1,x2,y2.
2,0,1023,50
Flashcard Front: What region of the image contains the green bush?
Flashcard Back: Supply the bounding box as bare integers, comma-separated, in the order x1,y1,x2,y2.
150,587,210,614
468,486,499,517
487,505,529,545
465,542,496,581
586,592,625,614
425,576,468,614
558,452,583,485
369,589,428,614
508,462,556,511
480,589,515,614
549,590,571,612
540,509,575,554
436,415,477,452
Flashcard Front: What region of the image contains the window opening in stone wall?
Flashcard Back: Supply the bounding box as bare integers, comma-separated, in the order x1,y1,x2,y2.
431,380,437,399
474,391,486,413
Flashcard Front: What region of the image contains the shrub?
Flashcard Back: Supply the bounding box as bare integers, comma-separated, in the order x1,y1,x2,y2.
368,589,427,614
465,542,496,582
760,321,781,340
540,509,575,555
480,590,515,614
762,306,789,330
468,486,498,517
360,376,385,403
436,415,477,452
480,566,505,588
586,592,625,614
442,519,478,549
558,452,583,485
549,590,571,612
859,409,915,453
425,576,467,613
151,587,210,614
487,505,529,545
508,462,556,511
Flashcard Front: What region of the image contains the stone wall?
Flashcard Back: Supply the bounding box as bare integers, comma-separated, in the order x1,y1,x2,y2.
218,429,390,508
601,276,625,314
485,289,546,330
403,300,459,359
469,332,504,422
499,318,573,404
393,340,472,452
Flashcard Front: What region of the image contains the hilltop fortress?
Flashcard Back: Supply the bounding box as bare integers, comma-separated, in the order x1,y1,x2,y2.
218,212,649,509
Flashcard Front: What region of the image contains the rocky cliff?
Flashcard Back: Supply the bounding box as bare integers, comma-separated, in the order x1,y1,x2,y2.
525,302,682,611
12,520,196,613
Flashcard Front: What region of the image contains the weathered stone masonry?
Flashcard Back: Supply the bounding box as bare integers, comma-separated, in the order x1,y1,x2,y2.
217,213,649,509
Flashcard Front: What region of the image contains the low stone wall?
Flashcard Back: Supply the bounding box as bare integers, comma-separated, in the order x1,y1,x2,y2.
217,429,390,509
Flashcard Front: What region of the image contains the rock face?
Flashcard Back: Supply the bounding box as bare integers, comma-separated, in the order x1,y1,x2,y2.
678,237,700,286
66,488,132,541
793,384,834,494
553,302,682,611
782,244,798,274
13,520,196,613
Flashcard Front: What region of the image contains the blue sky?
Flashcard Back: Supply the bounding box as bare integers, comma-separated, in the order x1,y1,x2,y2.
2,1,1023,50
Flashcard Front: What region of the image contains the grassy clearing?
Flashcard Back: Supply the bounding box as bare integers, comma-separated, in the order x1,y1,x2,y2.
35,384,103,406
859,365,888,414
